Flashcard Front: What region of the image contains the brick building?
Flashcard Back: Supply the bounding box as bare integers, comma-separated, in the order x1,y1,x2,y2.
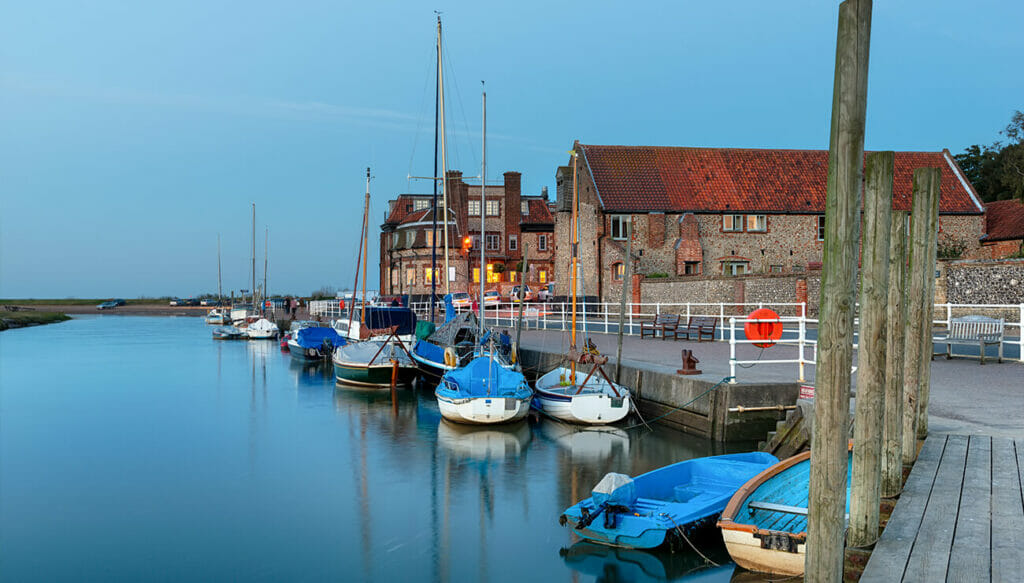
979,199,1024,259
379,170,555,299
554,142,986,302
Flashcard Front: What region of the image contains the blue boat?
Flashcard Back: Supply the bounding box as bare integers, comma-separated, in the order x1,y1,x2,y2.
434,354,533,425
287,327,347,361
560,452,779,549
411,311,482,379
717,446,853,577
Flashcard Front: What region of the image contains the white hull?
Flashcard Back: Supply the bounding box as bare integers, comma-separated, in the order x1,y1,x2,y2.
435,394,531,425
720,528,805,576
534,367,631,425
246,329,278,339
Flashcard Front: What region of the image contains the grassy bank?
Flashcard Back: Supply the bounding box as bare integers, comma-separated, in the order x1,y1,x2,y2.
0,299,166,306
0,311,72,331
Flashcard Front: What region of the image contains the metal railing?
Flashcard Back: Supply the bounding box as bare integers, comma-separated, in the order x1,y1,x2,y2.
728,315,817,383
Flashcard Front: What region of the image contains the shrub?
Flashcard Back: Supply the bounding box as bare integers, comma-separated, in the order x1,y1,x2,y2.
937,237,967,259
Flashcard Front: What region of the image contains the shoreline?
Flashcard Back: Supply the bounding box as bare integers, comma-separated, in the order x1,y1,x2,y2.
0,310,72,331
3,304,210,317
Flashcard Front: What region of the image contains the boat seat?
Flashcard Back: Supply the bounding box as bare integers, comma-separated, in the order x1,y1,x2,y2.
748,501,850,521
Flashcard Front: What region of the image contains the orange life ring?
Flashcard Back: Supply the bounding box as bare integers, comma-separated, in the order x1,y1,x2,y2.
745,308,782,348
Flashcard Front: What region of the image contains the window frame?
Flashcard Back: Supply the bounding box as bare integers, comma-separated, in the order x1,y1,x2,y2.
723,214,744,232
538,234,548,251
406,268,416,285
485,200,499,216
817,215,826,241
521,201,529,215
538,270,547,283
610,215,630,240
413,199,430,211
468,200,481,216
611,262,624,281
508,234,517,251
485,233,500,251
746,214,767,232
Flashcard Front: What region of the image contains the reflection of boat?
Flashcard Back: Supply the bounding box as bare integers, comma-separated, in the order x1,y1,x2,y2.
435,354,532,425
534,367,631,425
288,357,335,387
246,318,279,339
212,326,245,340
718,446,853,577
332,340,417,388
435,418,531,459
561,452,779,549
560,541,734,582
537,422,630,463
287,327,347,362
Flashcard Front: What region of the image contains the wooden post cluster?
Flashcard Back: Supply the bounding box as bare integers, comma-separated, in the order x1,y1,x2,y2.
882,211,908,498
901,168,941,462
915,171,941,439
807,0,872,580
848,151,893,548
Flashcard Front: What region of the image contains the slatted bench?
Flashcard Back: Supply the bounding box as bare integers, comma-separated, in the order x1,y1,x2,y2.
640,313,681,340
932,315,1005,364
678,316,718,342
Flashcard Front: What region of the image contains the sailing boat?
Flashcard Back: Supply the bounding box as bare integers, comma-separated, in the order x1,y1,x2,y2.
206,234,230,325
246,228,280,339
533,151,631,424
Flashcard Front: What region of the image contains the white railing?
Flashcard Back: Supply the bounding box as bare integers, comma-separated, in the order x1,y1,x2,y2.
728,315,817,384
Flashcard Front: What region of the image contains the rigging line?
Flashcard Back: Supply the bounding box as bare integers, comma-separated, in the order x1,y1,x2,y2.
408,47,437,191
441,39,479,174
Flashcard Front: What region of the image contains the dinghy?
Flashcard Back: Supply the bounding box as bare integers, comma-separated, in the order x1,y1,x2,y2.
287,327,346,362
717,445,853,577
212,326,245,340
534,367,630,424
434,354,532,425
205,308,229,325
245,318,279,339
560,452,778,549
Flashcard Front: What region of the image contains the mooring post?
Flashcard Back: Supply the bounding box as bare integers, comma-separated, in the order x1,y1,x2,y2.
807,0,871,580
615,224,633,384
882,210,908,498
848,151,893,548
902,168,940,461
915,169,941,439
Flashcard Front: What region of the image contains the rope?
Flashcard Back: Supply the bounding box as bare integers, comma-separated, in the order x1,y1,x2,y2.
735,346,766,368
619,376,732,431
662,513,719,567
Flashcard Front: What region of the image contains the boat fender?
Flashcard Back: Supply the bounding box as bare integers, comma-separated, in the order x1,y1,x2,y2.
444,347,457,368
509,342,518,365
306,348,317,358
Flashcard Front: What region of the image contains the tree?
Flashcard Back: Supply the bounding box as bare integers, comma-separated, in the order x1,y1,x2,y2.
955,110,1024,202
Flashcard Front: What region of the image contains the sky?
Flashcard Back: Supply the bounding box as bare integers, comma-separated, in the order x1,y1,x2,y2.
1,0,1021,298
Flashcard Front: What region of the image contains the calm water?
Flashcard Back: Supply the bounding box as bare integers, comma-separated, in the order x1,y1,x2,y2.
1,316,760,582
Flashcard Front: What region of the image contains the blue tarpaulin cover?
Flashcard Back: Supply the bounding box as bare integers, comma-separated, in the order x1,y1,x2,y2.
438,356,531,399
295,327,347,349
365,307,417,335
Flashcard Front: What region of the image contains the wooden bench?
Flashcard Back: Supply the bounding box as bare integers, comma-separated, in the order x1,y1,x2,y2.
678,316,718,342
640,313,681,340
933,315,1005,364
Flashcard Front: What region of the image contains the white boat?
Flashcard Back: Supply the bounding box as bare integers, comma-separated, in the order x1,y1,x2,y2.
230,304,253,326
435,354,532,425
205,309,229,325
246,318,279,339
534,367,631,425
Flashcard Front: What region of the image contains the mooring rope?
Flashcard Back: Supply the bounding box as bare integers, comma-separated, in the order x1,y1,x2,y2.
619,376,733,431
662,513,720,567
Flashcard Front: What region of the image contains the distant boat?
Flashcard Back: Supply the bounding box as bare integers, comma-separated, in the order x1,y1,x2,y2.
230,304,254,326
246,318,279,340
534,367,631,425
287,327,347,361
717,446,853,576
560,452,779,550
212,326,246,340
332,340,417,388
434,353,532,425
205,308,229,325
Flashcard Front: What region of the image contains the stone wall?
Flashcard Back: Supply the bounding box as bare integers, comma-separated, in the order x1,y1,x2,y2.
944,259,1024,305
639,274,817,317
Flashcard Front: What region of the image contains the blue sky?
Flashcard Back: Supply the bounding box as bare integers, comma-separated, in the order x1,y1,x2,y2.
2,0,1021,298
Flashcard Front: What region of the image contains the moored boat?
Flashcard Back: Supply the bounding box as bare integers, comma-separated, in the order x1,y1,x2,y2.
717,446,853,576
212,326,246,340
332,340,417,387
411,311,484,378
560,452,779,550
434,354,532,425
534,367,631,425
246,318,279,339
205,308,229,325
287,327,346,361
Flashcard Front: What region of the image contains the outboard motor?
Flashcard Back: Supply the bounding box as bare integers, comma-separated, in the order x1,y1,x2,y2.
576,473,636,530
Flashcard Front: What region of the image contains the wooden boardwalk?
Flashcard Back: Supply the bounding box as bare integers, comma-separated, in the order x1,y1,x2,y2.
860,434,1024,582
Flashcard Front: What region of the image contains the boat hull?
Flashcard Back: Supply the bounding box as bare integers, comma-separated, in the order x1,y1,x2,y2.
720,528,805,576
435,394,531,425
333,361,417,387
534,368,631,425
288,341,326,361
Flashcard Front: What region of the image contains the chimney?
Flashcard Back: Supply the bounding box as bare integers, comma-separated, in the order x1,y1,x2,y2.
503,171,522,260
541,186,548,200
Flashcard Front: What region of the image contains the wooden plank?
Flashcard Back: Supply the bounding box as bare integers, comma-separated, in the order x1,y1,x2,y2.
902,434,968,582
860,435,947,582
991,438,1024,582
947,436,992,581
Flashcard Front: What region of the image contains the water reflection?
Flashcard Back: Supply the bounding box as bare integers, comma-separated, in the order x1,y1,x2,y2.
436,419,532,460
561,541,734,582
537,423,631,463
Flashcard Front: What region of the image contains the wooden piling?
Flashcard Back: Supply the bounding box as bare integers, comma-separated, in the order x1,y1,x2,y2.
848,152,893,548
902,168,941,461
916,169,941,439
882,210,908,498
807,0,872,580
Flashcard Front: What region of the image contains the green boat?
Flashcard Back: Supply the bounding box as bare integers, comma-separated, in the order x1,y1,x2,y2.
332,340,418,388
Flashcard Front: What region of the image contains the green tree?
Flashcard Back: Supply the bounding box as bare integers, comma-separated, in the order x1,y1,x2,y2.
955,110,1024,202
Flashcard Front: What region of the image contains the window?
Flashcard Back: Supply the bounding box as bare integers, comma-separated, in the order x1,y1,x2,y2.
425,230,434,247
472,235,480,250
486,200,499,216
486,263,500,283
391,269,398,287
521,201,529,215
610,215,630,240
723,214,744,232
683,262,699,275
486,234,500,251
473,268,480,283
406,231,415,246
405,204,413,213
612,262,624,281
392,232,399,248
538,234,548,251
817,216,826,241
509,235,517,251
424,268,434,283
414,199,430,211
538,270,548,283
723,261,748,276
469,200,481,216
406,269,416,285
509,271,516,282
770,265,784,273
747,215,767,232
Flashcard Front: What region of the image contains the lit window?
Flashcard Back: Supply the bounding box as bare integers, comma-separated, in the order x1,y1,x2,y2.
610,215,630,240
486,200,499,216
538,234,548,251
538,270,547,283
486,234,500,251
425,230,434,247
406,269,416,285
509,271,516,282
612,262,624,281
723,215,744,232
817,216,826,241
473,268,480,283
414,199,430,211
521,201,529,214
486,263,500,283
469,200,481,216
747,215,767,232
424,268,433,283
509,235,517,251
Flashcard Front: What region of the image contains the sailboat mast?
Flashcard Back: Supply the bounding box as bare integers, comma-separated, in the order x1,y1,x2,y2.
348,172,369,330
570,152,579,383
430,15,441,323
479,83,486,338
264,227,269,313
438,22,450,295
251,203,256,306
361,167,370,323
217,234,223,304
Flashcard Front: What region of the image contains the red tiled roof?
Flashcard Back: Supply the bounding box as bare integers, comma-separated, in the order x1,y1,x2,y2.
522,198,554,224
984,199,1024,242
399,208,431,225
579,145,983,214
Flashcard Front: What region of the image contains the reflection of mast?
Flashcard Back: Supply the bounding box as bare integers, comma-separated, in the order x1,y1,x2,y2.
358,414,372,581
